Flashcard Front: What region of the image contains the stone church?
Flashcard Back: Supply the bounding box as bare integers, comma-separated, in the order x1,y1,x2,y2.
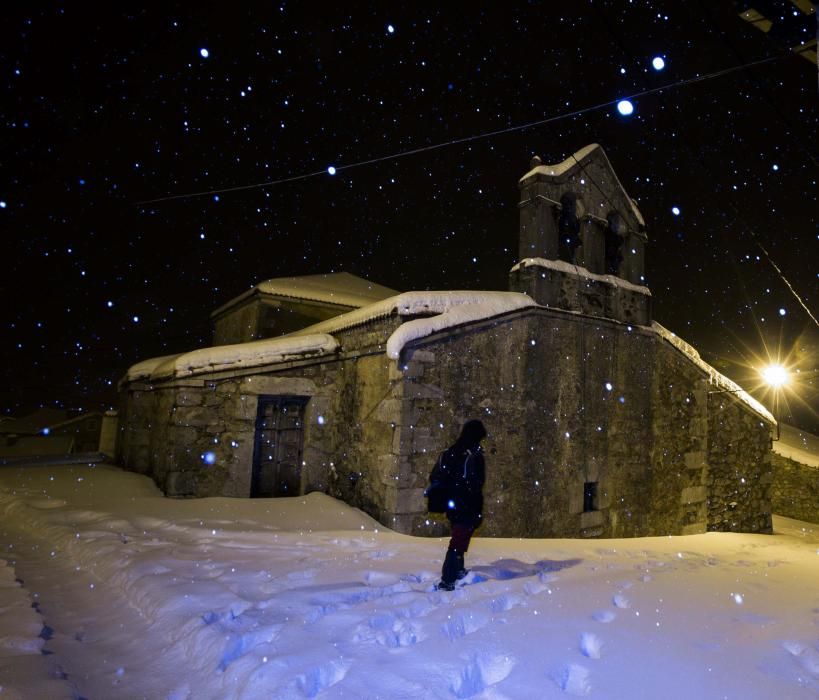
117,144,775,539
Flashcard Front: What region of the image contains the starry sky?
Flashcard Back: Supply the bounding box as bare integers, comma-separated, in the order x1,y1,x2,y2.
2,2,817,432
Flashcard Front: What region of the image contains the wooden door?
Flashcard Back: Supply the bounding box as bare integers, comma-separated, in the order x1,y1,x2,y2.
251,396,307,497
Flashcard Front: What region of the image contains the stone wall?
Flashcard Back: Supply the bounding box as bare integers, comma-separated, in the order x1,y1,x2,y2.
118,318,406,518
393,307,739,539
119,308,774,539
388,309,770,537
212,300,262,345
646,346,709,535
770,452,819,524
706,395,773,533
510,262,651,326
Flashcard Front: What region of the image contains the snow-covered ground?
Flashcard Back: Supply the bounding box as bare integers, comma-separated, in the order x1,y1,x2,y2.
0,462,817,699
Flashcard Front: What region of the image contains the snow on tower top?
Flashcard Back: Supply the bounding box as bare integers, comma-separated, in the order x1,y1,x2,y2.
519,143,645,229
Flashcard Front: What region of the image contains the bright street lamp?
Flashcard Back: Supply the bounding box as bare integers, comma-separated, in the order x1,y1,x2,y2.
761,363,789,440
761,364,789,388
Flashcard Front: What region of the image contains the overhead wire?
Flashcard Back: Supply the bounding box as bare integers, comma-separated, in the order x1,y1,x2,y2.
135,54,786,206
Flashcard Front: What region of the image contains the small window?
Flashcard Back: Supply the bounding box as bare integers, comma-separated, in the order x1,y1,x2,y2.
583,482,598,512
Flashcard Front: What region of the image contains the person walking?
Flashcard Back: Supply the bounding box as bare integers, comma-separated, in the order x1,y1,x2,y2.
436,419,487,591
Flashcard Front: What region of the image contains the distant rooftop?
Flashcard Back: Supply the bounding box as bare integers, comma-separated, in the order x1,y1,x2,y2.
211,272,398,318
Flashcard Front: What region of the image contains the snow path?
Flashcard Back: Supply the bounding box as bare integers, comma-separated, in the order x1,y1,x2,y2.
1,463,818,699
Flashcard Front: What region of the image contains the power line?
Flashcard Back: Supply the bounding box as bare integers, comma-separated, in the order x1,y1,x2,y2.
135,54,787,206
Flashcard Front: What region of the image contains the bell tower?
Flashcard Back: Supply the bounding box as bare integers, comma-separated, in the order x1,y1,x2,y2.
510,143,651,326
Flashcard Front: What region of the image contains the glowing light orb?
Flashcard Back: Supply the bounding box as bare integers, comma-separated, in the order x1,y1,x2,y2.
327,166,337,175
762,364,788,387
652,56,665,71
387,24,395,34
617,100,634,116
199,48,210,58
0,201,6,208
447,499,456,509
772,164,779,171
202,451,217,465
672,206,681,216
778,308,786,316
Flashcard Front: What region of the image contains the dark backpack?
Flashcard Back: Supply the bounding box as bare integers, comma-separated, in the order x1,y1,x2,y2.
425,449,465,513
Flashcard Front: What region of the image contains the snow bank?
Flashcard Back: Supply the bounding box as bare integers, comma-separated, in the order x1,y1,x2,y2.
1,462,818,699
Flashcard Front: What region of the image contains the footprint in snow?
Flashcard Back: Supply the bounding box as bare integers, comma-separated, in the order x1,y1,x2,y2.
554,663,592,696
489,593,525,613
783,640,819,677
362,570,400,586
442,610,489,640
364,550,396,560
592,610,616,623
612,593,630,609
450,651,515,699
297,658,351,698
579,632,603,659
353,613,424,648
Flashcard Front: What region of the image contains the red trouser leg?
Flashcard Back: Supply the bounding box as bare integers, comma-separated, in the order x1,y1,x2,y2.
448,523,475,554
442,524,475,584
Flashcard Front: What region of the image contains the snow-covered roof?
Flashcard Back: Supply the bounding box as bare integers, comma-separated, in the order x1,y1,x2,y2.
211,272,398,318
124,335,338,383
774,424,819,468
293,291,537,359
652,322,776,425
384,292,537,359
125,292,538,383
511,258,651,296
518,143,646,229
123,353,186,383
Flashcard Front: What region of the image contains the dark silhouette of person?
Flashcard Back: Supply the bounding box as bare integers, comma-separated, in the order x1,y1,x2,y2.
437,419,487,591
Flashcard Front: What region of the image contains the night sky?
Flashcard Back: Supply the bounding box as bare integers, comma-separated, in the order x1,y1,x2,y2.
2,2,816,432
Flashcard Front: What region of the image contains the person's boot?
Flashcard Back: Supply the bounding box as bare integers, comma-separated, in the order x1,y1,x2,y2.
455,553,469,581
438,548,460,591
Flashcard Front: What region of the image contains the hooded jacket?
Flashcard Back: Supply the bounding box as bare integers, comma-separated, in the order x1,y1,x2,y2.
442,420,486,527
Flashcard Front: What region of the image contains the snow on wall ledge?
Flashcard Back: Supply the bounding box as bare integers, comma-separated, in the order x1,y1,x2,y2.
295,290,537,339
124,334,338,383
511,257,651,296
385,292,537,359
652,322,775,425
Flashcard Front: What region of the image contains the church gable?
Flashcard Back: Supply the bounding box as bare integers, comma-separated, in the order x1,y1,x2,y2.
513,143,650,325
